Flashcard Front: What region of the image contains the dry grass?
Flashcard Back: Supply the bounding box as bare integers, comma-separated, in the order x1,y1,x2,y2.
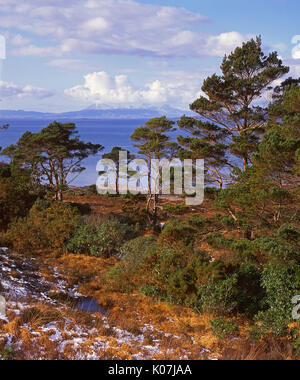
221,338,296,360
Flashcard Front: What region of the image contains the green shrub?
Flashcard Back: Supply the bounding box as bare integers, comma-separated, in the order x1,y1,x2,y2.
211,318,238,339
164,204,189,215
256,237,299,264
221,215,237,228
292,327,300,356
106,236,160,292
121,203,148,227
277,225,300,242
255,264,300,337
206,232,233,249
232,240,257,263
198,263,263,317
187,215,210,228
120,236,159,263
67,219,139,258
198,274,239,315
0,163,11,179
107,236,214,307
66,224,98,255
33,198,51,212
159,220,197,249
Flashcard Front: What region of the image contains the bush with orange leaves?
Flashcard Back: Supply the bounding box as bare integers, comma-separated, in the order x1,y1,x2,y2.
6,202,81,255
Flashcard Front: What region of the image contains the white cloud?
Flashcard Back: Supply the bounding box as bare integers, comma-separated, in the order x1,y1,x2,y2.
292,35,300,60
10,44,61,57
10,34,31,46
47,59,98,70
206,32,254,56
65,71,204,108
0,0,252,58
0,80,54,98
290,64,300,77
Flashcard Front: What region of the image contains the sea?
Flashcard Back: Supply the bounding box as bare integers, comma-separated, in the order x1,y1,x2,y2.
0,118,182,187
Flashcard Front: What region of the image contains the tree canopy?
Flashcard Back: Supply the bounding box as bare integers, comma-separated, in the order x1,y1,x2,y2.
2,121,104,200
179,37,290,179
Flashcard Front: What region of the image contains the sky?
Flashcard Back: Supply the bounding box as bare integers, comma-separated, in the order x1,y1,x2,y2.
0,0,299,112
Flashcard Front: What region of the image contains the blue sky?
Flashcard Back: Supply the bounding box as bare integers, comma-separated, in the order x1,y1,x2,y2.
0,0,299,112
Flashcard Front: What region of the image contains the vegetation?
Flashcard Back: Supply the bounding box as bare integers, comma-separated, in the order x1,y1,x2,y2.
1,122,103,201
0,37,299,360
131,116,177,224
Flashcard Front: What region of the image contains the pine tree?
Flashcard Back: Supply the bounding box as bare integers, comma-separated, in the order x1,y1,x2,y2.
216,81,300,229
177,116,230,188
184,37,289,173
131,116,176,224
2,121,104,201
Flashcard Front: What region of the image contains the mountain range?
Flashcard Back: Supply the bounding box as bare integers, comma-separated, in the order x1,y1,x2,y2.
0,105,194,120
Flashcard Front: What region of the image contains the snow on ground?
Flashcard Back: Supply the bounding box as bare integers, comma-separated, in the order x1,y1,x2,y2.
0,249,216,360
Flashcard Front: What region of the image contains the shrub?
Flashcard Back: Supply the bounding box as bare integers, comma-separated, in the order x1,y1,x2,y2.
0,178,36,230
277,225,300,243
198,262,263,317
232,240,257,263
257,237,299,264
211,318,238,339
107,236,214,306
7,202,81,255
159,220,197,249
198,274,239,315
205,187,220,199
255,264,300,337
154,249,201,305
71,203,92,216
66,224,98,255
121,203,149,227
106,236,160,292
221,215,237,229
187,215,210,228
67,219,139,258
33,198,51,212
86,185,98,196
120,236,159,263
164,204,189,215
206,232,233,249
0,163,11,179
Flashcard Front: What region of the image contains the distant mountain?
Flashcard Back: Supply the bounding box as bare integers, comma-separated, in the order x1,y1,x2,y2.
0,105,194,120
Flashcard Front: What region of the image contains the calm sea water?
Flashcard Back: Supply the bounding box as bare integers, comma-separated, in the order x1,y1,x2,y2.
0,118,181,186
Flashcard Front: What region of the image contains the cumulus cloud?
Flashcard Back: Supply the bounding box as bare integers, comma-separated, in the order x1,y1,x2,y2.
65,71,204,108
0,0,252,58
292,35,300,60
0,80,54,98
206,32,253,56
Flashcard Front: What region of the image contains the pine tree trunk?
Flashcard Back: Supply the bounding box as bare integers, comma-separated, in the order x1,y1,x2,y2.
243,157,248,171
57,190,63,202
